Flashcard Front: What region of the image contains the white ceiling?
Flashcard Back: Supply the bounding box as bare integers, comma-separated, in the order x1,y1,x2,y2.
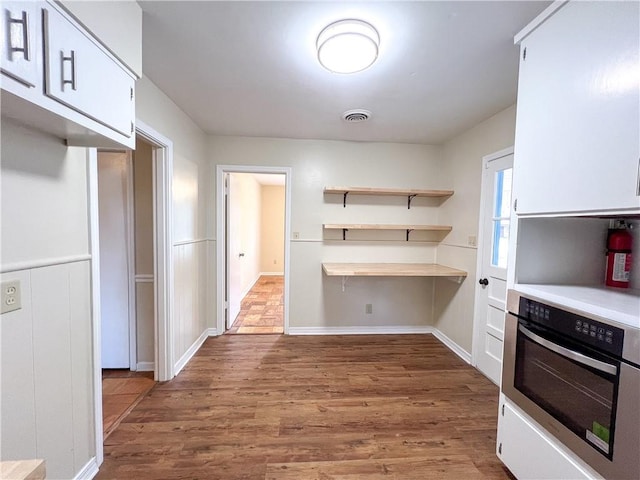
139,1,550,145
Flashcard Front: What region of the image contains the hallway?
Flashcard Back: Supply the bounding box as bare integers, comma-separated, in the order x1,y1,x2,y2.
227,275,284,334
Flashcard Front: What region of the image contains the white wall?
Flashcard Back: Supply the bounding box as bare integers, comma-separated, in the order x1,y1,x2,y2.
1,119,95,478
436,105,517,353
135,75,211,361
133,138,155,366
210,136,447,330
98,151,131,368
60,0,142,77
260,185,285,274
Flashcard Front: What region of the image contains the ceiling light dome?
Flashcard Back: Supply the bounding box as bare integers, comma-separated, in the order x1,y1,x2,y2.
317,19,380,74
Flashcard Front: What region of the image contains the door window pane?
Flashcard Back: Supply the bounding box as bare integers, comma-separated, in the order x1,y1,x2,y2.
491,168,513,268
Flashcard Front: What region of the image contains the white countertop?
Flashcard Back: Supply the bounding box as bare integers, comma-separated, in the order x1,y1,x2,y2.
515,284,640,330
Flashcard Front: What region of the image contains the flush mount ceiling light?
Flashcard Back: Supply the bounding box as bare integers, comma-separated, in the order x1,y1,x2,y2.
317,19,380,74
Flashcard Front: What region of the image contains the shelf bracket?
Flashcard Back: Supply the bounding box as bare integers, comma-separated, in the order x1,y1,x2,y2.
406,229,413,241
341,276,348,292
342,228,348,240
407,194,418,209
445,276,465,284
343,192,349,208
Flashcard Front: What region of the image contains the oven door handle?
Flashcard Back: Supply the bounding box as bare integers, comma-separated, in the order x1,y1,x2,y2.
519,325,618,376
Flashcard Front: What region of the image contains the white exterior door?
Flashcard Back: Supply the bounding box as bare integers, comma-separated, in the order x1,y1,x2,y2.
226,174,242,328
473,149,514,385
98,152,131,368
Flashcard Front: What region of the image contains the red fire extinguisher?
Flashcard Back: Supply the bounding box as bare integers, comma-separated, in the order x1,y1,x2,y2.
605,222,633,288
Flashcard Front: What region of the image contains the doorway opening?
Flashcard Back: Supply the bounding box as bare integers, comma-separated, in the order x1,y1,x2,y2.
96,137,157,438
90,121,174,464
216,166,292,336
225,173,286,334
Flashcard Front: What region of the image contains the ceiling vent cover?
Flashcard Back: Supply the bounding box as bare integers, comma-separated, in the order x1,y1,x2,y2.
342,109,372,123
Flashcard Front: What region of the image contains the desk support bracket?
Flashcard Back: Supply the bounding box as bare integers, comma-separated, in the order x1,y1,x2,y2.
341,276,348,292
407,194,418,209
343,192,349,208
406,229,413,241
342,228,348,240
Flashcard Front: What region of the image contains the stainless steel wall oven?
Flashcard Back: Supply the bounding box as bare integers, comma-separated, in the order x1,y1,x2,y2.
502,289,640,480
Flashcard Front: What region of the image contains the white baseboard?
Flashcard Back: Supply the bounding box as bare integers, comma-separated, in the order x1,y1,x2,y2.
74,457,99,480
260,271,284,276
207,327,218,336
288,326,435,335
174,328,209,376
432,329,472,364
136,361,155,372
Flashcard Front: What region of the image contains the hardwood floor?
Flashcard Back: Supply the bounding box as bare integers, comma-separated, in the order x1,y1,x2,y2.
97,334,513,480
227,275,284,334
102,370,155,439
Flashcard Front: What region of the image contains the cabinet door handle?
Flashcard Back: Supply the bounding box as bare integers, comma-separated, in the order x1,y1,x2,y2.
61,50,77,91
7,10,30,61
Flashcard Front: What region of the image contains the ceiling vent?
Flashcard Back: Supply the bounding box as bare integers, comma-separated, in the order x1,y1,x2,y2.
342,109,372,123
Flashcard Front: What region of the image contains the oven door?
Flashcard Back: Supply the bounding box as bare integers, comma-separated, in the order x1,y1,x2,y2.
503,311,640,480
513,319,619,458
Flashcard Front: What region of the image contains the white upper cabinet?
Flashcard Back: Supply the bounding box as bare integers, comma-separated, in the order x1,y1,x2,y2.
513,1,640,216
1,2,40,88
43,6,134,138
0,1,138,149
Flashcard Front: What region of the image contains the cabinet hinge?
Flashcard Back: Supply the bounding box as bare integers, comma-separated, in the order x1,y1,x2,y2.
501,404,505,416
522,47,527,61
130,121,134,134
130,87,134,100
513,198,518,212
498,443,502,455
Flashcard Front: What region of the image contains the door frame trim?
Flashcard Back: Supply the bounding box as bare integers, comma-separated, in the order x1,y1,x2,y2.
89,121,174,467
471,146,514,373
215,165,292,335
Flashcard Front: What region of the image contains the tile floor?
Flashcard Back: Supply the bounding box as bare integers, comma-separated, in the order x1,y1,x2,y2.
102,369,155,439
227,275,284,334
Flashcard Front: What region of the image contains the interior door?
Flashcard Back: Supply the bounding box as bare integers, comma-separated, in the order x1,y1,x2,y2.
226,173,242,328
474,151,514,384
98,151,131,368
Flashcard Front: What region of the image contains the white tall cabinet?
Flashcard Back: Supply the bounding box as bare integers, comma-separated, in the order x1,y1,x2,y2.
512,0,640,216
499,1,640,479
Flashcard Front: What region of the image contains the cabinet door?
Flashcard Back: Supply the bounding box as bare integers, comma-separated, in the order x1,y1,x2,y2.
513,1,640,215
497,398,597,479
42,5,134,138
0,2,39,87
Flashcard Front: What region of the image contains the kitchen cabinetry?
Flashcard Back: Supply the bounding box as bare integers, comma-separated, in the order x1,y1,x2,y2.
497,395,601,480
1,2,39,88
513,1,640,215
1,1,136,148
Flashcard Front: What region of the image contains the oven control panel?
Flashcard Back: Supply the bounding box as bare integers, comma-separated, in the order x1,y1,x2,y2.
519,297,624,357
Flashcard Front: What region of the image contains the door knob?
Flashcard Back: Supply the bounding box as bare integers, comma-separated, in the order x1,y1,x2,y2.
479,278,489,286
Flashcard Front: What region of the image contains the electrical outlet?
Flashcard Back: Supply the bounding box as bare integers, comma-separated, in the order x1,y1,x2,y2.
365,303,373,314
468,235,477,247
292,232,300,239
1,280,22,314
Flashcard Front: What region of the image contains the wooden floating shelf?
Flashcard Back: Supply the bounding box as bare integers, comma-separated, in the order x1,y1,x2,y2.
322,262,468,278
324,186,454,208
323,223,452,240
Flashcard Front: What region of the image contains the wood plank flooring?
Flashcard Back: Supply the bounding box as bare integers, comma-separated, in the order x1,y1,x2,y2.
227,276,284,334
97,334,514,480
102,370,155,439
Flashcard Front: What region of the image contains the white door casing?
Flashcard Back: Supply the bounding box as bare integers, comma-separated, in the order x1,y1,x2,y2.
97,151,132,369
473,147,514,385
